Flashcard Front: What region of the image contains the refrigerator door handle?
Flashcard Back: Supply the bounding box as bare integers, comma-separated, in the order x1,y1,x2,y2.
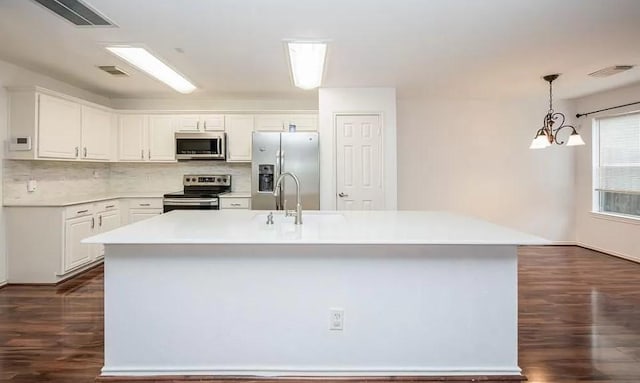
280,150,285,210
275,150,281,210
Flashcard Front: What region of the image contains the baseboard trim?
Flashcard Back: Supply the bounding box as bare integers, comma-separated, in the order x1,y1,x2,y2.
577,242,639,264
96,374,526,382
0,280,7,289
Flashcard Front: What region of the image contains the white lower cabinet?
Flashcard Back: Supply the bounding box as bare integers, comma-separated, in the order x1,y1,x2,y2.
126,198,163,223
220,197,251,209
96,208,122,258
63,214,95,272
6,198,151,284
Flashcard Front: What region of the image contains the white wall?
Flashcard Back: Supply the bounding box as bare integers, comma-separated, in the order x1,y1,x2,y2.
0,59,111,106
397,97,577,242
110,97,317,112
0,58,112,284
318,88,397,210
573,83,640,261
0,86,7,285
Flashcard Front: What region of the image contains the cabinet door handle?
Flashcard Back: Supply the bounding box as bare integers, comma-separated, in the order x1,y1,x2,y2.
139,203,151,207
99,215,102,226
148,150,151,159
105,205,115,209
196,121,200,131
75,147,79,157
203,121,207,130
141,149,144,159
91,217,95,229
76,209,89,214
83,147,87,157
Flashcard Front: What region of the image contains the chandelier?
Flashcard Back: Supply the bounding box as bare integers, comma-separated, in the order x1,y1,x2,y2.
530,74,585,149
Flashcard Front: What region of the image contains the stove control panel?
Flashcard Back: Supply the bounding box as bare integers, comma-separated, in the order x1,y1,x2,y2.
183,174,231,186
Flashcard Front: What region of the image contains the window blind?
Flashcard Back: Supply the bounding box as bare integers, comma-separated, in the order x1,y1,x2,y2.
594,113,640,217
596,113,640,193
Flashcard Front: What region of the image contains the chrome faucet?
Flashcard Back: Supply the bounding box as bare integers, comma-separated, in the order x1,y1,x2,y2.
273,172,302,225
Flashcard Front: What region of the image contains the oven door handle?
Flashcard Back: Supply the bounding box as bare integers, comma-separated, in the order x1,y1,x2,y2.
163,198,219,205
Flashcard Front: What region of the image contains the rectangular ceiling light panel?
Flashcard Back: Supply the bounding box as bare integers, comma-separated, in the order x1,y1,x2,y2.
32,0,114,26
106,46,196,94
589,65,634,77
287,42,327,90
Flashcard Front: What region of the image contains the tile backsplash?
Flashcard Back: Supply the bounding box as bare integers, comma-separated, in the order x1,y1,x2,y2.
3,160,251,203
109,162,251,193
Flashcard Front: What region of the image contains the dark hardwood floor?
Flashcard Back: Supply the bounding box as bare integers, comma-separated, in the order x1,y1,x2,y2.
1,246,639,383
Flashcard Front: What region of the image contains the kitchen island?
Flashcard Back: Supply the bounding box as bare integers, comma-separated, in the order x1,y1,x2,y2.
86,210,545,380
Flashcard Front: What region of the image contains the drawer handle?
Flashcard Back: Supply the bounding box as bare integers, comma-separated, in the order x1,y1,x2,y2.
231,203,241,207
105,205,115,209
76,209,89,214
139,203,151,207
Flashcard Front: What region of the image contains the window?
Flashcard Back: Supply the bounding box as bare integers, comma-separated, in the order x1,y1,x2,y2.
593,112,640,218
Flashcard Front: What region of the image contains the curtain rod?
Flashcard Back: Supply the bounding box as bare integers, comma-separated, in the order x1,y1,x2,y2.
576,101,640,118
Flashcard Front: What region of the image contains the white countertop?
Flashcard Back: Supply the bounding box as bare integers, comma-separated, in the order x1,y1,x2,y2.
85,210,547,245
3,192,165,207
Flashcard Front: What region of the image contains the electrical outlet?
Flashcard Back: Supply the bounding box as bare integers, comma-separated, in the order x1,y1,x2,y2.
329,308,344,331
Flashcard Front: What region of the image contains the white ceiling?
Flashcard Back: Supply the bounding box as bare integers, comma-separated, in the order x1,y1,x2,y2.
1,0,640,101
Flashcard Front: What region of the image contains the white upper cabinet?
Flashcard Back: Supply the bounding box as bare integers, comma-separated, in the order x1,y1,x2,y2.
118,114,176,162
225,115,254,162
81,105,112,160
201,114,225,131
255,114,288,131
7,89,114,161
288,114,318,131
38,94,82,159
255,114,317,131
177,114,225,132
148,115,176,161
118,115,147,161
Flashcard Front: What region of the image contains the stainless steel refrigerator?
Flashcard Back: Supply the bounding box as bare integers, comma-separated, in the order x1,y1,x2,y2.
252,132,319,210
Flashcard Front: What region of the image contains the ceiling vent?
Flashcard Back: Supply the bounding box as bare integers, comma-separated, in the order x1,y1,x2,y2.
589,65,634,78
98,66,128,76
32,0,115,26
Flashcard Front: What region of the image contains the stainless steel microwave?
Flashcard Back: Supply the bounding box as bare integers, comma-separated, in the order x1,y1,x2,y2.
175,132,226,160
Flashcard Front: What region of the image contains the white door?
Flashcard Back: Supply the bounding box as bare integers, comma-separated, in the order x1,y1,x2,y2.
335,115,384,210
38,94,82,159
225,115,254,162
201,114,225,131
64,215,94,272
148,115,176,161
96,209,121,258
81,105,112,160
118,115,147,161
176,115,201,132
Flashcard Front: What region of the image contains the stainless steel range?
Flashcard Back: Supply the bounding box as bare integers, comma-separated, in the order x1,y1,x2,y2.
163,175,231,212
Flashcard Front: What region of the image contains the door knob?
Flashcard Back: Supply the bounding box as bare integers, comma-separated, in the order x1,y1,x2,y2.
338,192,349,197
